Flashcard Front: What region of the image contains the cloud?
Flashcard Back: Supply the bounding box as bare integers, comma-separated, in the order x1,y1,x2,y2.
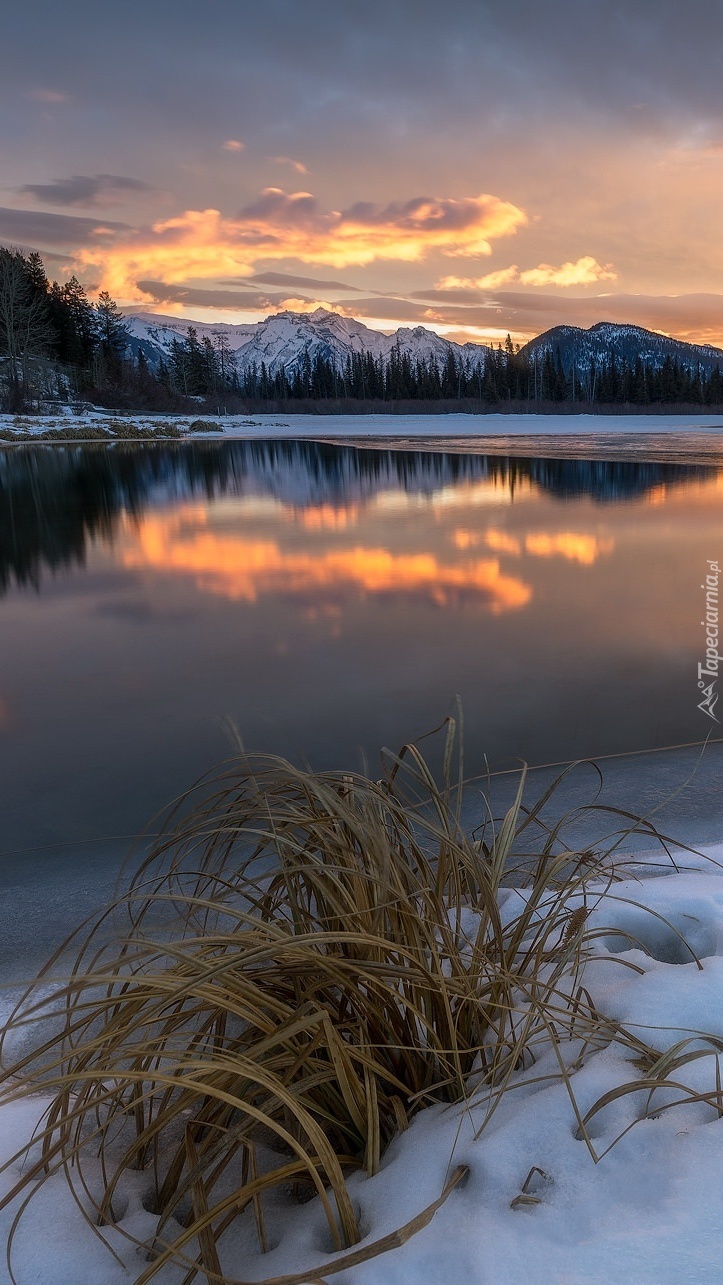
223,140,245,152
438,268,520,291
0,207,130,249
247,270,364,292
125,274,723,349
238,187,320,226
519,257,617,287
271,156,309,174
436,257,617,292
20,174,154,208
74,186,528,300
26,88,68,104
339,194,527,254
135,280,284,310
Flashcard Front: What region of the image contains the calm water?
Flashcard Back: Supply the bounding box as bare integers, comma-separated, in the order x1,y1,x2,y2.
1,438,721,863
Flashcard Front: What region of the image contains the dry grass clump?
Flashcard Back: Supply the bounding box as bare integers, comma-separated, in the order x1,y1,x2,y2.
39,424,113,441
188,419,222,433
0,723,688,1281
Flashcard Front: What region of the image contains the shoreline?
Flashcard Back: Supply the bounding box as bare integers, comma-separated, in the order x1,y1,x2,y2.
2,409,723,463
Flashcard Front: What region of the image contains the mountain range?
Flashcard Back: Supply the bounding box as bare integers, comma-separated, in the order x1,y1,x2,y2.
125,308,723,379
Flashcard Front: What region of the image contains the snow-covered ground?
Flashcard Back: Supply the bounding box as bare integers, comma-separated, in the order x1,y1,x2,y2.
3,409,723,443
3,845,723,1284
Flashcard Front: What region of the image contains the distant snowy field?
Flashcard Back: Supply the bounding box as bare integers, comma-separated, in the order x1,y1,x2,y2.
4,845,723,1284
3,409,723,442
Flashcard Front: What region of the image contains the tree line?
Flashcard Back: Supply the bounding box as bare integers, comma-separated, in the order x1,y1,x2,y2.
0,246,133,410
2,245,723,413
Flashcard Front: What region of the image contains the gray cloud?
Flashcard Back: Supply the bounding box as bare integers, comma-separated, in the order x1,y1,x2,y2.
405,290,723,346
136,280,291,310
246,271,363,293
238,189,319,225
0,207,129,248
7,1,723,169
20,174,153,207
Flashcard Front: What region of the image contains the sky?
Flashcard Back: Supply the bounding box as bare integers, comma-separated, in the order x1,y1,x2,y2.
3,0,723,346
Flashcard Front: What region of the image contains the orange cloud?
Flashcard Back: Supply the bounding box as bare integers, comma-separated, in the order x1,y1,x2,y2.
519,257,617,287
223,139,245,152
436,256,616,293
438,267,520,290
74,187,528,300
119,508,532,613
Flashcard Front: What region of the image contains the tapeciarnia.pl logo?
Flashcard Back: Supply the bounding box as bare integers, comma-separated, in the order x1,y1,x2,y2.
698,559,720,721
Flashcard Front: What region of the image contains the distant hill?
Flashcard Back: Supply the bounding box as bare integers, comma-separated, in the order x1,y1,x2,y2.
519,321,723,377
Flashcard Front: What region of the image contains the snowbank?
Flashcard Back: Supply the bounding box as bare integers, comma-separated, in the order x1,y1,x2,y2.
3,845,723,1284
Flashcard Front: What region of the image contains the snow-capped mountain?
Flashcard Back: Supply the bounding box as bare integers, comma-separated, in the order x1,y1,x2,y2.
125,308,489,376
125,309,723,384
520,321,723,375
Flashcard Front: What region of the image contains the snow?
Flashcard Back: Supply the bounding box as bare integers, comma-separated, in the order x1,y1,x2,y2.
124,308,487,378
3,408,723,445
4,846,723,1283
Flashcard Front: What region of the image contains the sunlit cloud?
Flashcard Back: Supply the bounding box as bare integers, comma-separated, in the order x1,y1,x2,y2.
73,186,528,300
119,508,532,613
519,257,617,287
436,257,617,293
223,139,245,152
438,267,520,290
271,155,309,174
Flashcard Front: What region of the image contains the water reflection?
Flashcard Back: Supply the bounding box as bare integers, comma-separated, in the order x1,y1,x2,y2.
0,440,715,594
118,507,533,612
0,438,720,860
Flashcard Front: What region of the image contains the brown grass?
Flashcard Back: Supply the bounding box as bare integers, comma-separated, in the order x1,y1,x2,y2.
0,719,712,1282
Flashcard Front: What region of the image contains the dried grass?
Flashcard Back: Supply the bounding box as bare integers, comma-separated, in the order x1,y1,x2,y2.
0,719,710,1282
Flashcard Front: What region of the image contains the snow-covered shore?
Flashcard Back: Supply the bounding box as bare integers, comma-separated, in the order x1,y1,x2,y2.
3,408,723,443
3,843,723,1284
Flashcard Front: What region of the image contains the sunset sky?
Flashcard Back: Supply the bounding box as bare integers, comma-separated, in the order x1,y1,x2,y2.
4,0,723,345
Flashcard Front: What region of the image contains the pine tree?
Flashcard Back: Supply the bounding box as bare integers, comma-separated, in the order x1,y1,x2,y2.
95,291,129,365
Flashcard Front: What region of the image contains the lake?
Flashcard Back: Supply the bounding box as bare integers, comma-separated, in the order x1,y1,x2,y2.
1,437,720,871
